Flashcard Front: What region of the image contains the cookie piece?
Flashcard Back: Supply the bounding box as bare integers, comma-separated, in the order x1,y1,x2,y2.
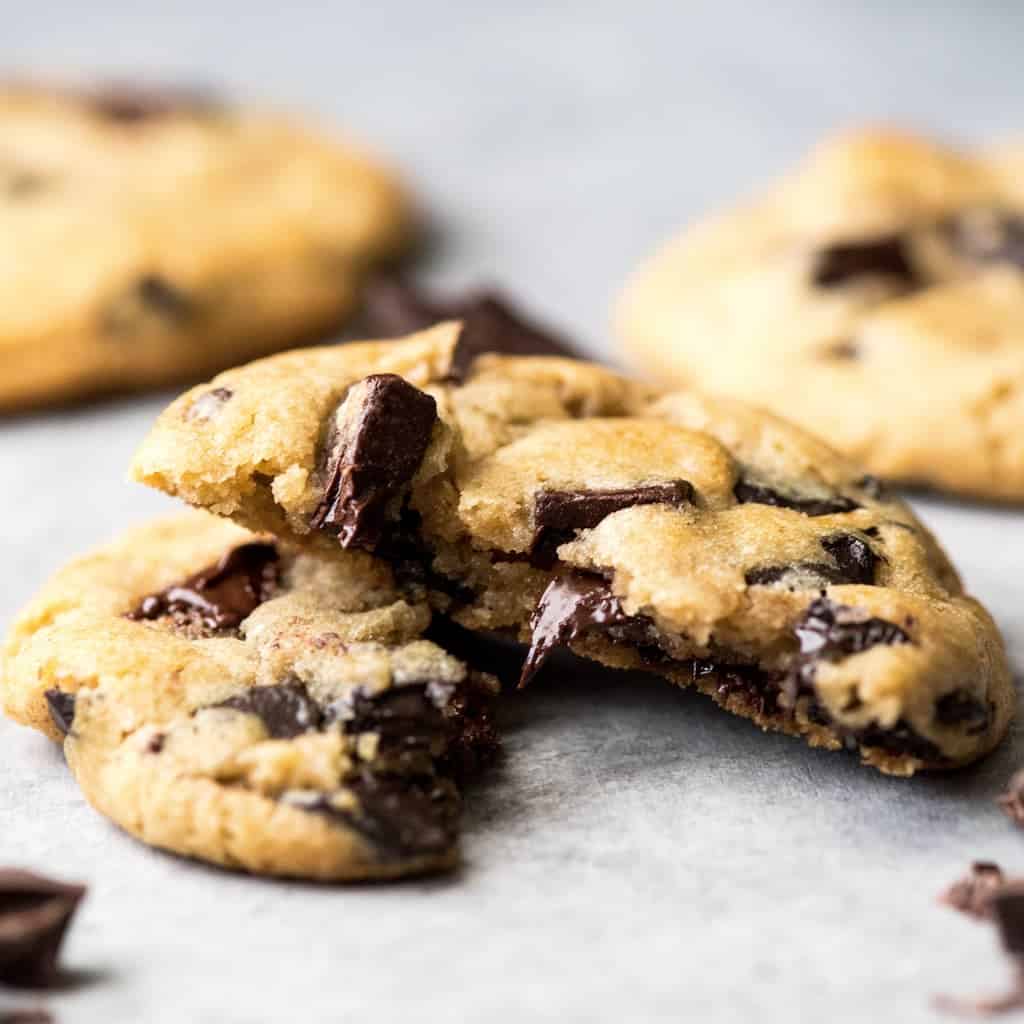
616,128,1024,501
131,327,1013,774
2,513,498,880
0,82,411,411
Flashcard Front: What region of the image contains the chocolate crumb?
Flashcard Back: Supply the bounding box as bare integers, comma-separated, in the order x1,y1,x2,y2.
0,870,86,988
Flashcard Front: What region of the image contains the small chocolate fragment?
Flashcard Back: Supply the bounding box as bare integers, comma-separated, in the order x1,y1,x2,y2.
998,770,1024,827
943,209,1024,270
0,870,86,988
821,339,860,360
103,273,195,336
530,480,694,567
519,571,632,687
819,532,881,585
733,478,859,517
812,234,918,288
360,276,579,384
311,375,437,551
794,596,910,664
126,542,280,634
216,681,323,740
186,387,233,422
310,772,456,860
85,83,218,123
43,691,75,738
941,862,1006,921
935,691,992,735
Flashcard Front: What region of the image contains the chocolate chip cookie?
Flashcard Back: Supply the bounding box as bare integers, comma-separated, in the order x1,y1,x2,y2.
2,513,498,880
616,128,1024,501
131,325,1013,774
0,82,411,411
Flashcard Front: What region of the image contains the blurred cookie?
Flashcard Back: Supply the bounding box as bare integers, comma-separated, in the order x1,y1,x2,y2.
616,128,1024,501
0,82,412,410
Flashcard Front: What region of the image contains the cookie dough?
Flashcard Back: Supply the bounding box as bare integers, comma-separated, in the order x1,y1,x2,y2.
2,513,498,880
0,82,411,411
616,128,1024,501
131,325,1013,774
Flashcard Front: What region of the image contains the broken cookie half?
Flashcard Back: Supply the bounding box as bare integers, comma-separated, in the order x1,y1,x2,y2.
130,325,1013,775
1,513,498,881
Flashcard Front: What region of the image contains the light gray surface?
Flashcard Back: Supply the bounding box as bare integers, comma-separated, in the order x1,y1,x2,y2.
2,3,1024,1021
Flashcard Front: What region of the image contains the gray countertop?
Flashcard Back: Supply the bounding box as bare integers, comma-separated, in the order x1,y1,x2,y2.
3,3,1024,1021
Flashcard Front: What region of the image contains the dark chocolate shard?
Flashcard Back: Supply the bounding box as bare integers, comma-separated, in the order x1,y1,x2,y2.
519,571,632,687
311,375,438,551
998,770,1024,827
308,772,457,860
0,870,86,988
186,387,233,422
43,691,76,738
126,542,280,634
530,480,694,567
941,862,1006,921
360,276,579,384
811,234,918,288
216,681,323,740
943,209,1024,270
935,691,992,735
733,477,859,517
819,532,881,585
794,596,910,664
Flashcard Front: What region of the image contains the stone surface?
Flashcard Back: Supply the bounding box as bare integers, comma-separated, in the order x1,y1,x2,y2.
2,2,1024,1021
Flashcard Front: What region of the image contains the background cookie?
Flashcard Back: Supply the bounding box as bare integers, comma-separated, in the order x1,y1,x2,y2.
130,328,1013,774
0,82,412,411
616,128,1024,501
2,512,498,880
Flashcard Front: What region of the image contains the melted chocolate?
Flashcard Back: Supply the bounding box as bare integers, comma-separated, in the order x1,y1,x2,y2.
43,691,76,737
811,234,918,288
311,375,437,551
530,481,694,568
733,478,859,517
360,276,579,383
216,681,323,739
0,870,86,988
127,542,280,634
794,596,910,665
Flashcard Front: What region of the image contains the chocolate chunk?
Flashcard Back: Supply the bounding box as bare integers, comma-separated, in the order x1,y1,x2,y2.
850,719,946,763
186,387,233,422
360,276,579,384
811,234,918,288
733,478,859,516
309,772,456,860
935,691,992,735
136,275,194,320
698,660,786,719
519,571,632,687
530,480,694,567
941,862,1006,921
439,680,501,781
0,870,86,988
794,596,910,664
103,274,195,336
994,884,1024,955
216,682,323,740
43,691,75,738
819,532,881,585
126,542,280,634
998,770,1024,827
943,209,1024,270
311,375,438,551
85,83,218,123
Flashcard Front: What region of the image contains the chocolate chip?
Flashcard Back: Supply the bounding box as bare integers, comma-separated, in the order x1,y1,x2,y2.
935,691,992,735
311,375,437,551
822,339,860,360
102,274,195,336
43,691,75,738
360,276,579,384
146,733,166,754
126,542,280,634
308,772,457,860
849,719,946,763
186,387,233,422
733,478,859,517
811,234,918,288
942,209,1024,270
998,770,1024,827
795,597,910,664
85,83,219,123
216,681,323,740
941,862,1006,921
994,884,1024,955
819,533,881,585
530,480,694,567
136,275,193,320
519,571,633,687
747,533,880,590
0,870,86,988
